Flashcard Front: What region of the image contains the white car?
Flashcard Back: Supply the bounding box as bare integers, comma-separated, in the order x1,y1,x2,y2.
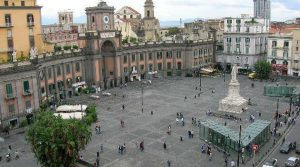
102,92,112,96
285,157,300,167
90,95,100,99
262,158,278,167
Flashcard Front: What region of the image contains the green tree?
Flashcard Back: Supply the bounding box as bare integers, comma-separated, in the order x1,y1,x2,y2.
254,60,272,79
166,27,181,36
26,112,92,167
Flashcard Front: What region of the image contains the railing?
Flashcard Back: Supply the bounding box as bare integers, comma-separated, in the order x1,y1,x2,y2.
0,23,12,28
27,22,34,27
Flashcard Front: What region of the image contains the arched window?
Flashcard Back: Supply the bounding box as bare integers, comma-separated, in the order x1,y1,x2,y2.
147,11,150,17
27,14,34,25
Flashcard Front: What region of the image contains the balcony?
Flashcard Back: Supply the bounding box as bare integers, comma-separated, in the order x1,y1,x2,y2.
27,22,34,27
0,23,13,28
5,94,15,100
23,90,32,96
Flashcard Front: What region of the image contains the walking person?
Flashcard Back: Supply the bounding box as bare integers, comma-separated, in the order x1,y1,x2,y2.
167,160,171,167
163,142,167,150
209,152,212,161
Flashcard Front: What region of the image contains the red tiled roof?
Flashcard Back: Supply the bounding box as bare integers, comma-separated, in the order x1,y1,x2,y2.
270,24,300,33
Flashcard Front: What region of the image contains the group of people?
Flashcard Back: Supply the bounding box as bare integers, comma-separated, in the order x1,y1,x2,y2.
176,112,185,126
118,143,126,154
1,145,19,162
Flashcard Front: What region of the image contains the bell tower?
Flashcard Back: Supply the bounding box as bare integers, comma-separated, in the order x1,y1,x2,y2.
142,0,160,41
144,0,155,18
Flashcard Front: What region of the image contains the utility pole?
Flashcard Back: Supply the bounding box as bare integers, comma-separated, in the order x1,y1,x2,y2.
237,125,241,167
141,83,144,113
275,98,279,133
199,68,202,96
289,96,292,113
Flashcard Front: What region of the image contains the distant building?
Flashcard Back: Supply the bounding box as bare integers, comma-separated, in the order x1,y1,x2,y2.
253,0,271,19
114,6,142,41
217,15,270,70
42,11,87,47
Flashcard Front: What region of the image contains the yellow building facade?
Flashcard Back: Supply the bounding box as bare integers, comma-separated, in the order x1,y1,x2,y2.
0,0,51,63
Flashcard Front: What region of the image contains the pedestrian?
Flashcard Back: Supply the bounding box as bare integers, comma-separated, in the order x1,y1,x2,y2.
180,136,183,141
195,95,197,99
191,130,194,138
167,160,171,167
151,110,153,115
176,112,179,118
182,120,185,126
259,112,261,117
122,105,125,110
184,96,187,101
100,144,103,153
123,143,126,153
163,142,167,150
230,160,235,167
140,141,144,151
209,152,212,161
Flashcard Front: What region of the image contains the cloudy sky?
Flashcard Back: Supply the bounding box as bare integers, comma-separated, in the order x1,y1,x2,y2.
38,0,300,24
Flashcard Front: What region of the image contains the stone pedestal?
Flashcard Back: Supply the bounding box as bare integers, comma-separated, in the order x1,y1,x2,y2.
218,80,247,114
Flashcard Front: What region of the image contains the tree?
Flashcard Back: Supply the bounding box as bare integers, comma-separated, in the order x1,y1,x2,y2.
254,60,272,79
166,27,181,36
26,112,92,167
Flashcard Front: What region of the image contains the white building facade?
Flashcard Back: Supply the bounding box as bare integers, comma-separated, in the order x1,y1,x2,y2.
217,15,269,70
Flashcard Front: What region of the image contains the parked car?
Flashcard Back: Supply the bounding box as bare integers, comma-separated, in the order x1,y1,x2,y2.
296,145,300,154
280,141,293,154
285,157,299,167
102,92,112,96
262,158,278,167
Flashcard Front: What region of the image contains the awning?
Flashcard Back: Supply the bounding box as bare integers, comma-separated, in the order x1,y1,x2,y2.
72,81,86,87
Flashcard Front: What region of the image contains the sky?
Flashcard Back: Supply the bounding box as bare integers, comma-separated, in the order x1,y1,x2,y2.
38,0,300,24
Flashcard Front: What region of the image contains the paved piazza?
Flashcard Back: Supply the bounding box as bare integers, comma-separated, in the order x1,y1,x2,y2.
1,75,299,167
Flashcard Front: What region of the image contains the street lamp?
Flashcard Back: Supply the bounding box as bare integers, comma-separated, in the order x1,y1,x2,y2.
237,125,241,167
141,82,144,113
289,96,292,114
275,98,279,134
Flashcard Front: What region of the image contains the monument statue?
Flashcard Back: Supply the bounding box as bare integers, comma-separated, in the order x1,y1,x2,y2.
218,64,247,114
231,64,238,82
12,50,17,62
30,47,35,59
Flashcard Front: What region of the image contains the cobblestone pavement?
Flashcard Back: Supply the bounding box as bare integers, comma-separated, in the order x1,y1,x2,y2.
0,75,298,167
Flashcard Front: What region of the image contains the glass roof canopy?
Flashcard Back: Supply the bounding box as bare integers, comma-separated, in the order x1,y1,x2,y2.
201,119,271,147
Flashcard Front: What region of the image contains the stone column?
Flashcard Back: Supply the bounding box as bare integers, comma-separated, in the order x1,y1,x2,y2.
136,52,141,78
53,65,59,100
71,62,76,84
114,55,119,87
119,54,124,85
145,51,148,79
172,50,176,76
162,50,167,77
81,60,86,83
61,63,67,99
154,51,158,71
128,53,132,81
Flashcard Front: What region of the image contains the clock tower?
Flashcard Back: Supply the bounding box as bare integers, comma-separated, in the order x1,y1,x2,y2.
80,0,122,90
86,0,115,31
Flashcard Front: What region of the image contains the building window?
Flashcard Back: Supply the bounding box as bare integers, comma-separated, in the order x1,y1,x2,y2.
6,83,13,97
48,68,52,78
123,55,127,63
246,27,250,32
296,47,299,51
75,63,80,72
284,41,289,47
272,50,276,57
177,62,182,70
4,1,8,6
5,14,11,25
158,63,162,70
132,54,136,62
147,11,150,17
167,62,172,70
130,15,133,18
245,38,250,43
57,66,61,76
227,38,231,43
236,44,240,53
23,80,30,93
140,65,144,71
236,19,241,24
66,64,71,74
92,16,95,23
27,14,34,25
140,54,144,61
8,104,15,113
21,1,25,6
272,41,277,47
148,53,152,60
236,38,241,43
166,51,172,59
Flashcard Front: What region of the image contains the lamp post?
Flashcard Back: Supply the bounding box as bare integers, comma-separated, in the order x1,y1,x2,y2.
237,125,241,167
141,82,144,113
289,96,292,114
275,98,279,134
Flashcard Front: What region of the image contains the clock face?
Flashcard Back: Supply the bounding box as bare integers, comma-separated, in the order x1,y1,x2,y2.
103,16,109,24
